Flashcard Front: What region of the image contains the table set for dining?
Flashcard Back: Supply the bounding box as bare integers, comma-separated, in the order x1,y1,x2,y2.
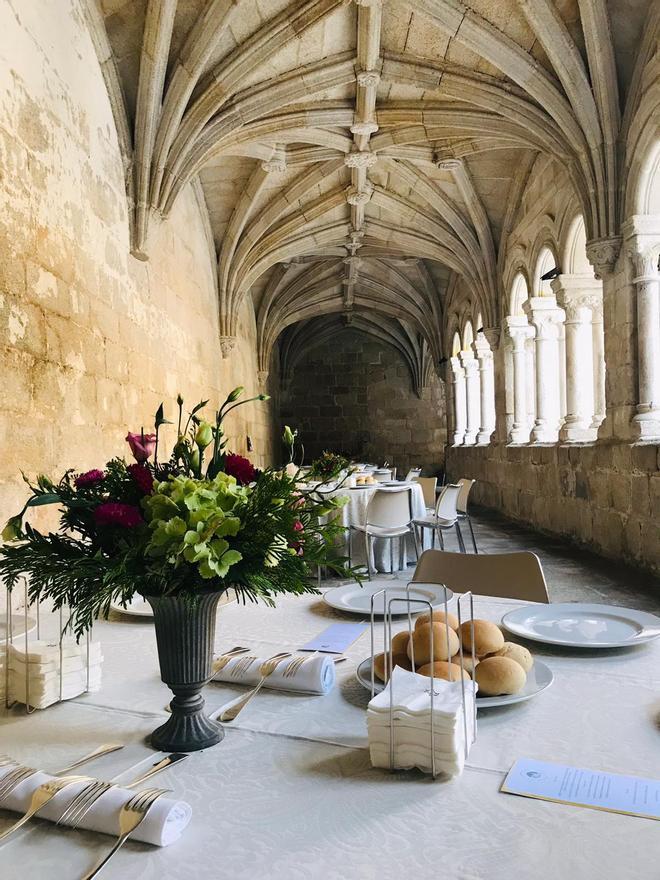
1,576,659,879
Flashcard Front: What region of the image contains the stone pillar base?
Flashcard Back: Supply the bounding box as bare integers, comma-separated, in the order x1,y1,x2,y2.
632,411,660,442
476,431,493,445
508,428,530,444
531,425,559,443
463,431,477,445
559,422,598,443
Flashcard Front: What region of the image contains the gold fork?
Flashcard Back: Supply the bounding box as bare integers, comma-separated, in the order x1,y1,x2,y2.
81,788,168,880
211,646,250,674
0,775,91,843
283,656,308,679
229,655,257,679
220,653,291,722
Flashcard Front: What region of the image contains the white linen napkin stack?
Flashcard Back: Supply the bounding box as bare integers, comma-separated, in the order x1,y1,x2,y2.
212,652,336,694
2,639,103,709
0,766,191,846
367,666,477,776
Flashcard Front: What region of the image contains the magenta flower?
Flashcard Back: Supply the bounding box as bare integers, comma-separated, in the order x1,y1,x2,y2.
126,432,157,463
224,453,256,485
94,502,143,528
75,469,105,489
293,520,304,532
127,463,154,495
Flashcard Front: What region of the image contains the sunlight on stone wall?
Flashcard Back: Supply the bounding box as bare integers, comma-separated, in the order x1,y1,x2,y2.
0,0,276,606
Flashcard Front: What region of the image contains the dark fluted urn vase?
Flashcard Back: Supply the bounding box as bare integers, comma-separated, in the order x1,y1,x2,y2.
146,590,225,752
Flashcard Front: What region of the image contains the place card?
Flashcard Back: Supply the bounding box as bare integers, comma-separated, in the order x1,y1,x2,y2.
501,758,660,821
300,623,367,654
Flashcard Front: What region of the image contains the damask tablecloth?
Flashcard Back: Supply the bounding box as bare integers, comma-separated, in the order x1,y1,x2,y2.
0,587,658,879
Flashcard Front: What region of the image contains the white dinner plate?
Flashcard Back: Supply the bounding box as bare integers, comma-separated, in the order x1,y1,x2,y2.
323,581,453,616
356,657,554,708
501,602,660,649
0,613,37,642
109,596,154,618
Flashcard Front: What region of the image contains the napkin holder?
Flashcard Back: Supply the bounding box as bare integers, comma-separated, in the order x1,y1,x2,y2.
368,584,478,779
4,582,99,713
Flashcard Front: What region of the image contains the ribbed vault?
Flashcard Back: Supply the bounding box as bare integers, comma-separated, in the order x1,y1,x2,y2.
90,0,648,380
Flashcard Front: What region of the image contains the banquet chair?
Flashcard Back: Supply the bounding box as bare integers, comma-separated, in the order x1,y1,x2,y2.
404,467,422,482
412,483,465,553
456,478,478,554
412,549,550,603
349,487,419,578
413,476,437,512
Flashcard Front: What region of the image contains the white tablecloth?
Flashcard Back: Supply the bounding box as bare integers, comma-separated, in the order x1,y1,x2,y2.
329,483,432,572
1,590,659,879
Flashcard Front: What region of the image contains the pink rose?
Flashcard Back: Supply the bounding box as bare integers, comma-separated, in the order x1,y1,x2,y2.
126,432,157,462
293,520,304,532
75,469,105,489
94,502,143,528
127,463,154,495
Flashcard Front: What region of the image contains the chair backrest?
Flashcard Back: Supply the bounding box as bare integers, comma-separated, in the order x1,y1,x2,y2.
434,483,461,521
404,467,422,482
414,476,437,508
412,549,550,603
366,487,413,528
456,478,475,514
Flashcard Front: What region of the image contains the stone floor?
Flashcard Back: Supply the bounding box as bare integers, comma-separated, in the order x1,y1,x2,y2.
327,508,660,614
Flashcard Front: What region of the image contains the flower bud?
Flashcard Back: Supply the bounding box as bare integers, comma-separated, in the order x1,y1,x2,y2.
226,386,244,403
282,425,295,447
195,421,214,449
2,514,23,542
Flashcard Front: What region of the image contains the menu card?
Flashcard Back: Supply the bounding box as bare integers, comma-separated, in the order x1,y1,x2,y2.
502,758,660,820
300,623,367,654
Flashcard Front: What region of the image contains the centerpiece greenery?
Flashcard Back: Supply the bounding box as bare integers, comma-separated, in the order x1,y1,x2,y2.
0,388,357,751
307,450,351,481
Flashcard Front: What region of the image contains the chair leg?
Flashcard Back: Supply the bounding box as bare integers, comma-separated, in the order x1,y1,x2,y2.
467,515,478,554
348,527,353,567
389,537,394,573
365,532,372,580
411,525,420,561
455,522,466,553
437,527,445,550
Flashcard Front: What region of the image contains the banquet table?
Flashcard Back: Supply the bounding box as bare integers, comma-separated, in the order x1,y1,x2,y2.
328,482,433,573
0,585,658,879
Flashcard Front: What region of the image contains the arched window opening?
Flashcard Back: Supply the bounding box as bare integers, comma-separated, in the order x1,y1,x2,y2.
535,247,557,297
506,273,534,443
509,272,528,317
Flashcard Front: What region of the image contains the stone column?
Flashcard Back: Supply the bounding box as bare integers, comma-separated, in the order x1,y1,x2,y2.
552,275,602,443
460,352,480,445
624,223,660,441
590,298,606,430
506,316,533,444
523,297,565,443
450,356,467,446
473,333,495,445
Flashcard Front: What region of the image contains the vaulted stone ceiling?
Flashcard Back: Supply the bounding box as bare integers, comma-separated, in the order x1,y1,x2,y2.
91,0,650,382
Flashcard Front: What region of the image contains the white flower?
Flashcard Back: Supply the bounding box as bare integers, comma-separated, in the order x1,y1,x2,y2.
264,534,288,568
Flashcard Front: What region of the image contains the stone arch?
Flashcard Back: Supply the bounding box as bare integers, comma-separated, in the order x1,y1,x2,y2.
561,215,592,275
509,272,529,317
534,245,560,297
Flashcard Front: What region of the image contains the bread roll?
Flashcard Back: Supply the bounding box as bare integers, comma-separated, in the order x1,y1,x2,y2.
459,619,504,657
417,661,469,681
414,609,459,632
373,652,412,682
390,631,410,655
491,642,533,673
474,656,526,696
449,653,479,676
407,622,459,666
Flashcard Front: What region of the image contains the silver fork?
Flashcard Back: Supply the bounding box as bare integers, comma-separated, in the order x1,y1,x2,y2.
0,775,90,843
57,753,187,829
220,653,291,722
81,788,168,880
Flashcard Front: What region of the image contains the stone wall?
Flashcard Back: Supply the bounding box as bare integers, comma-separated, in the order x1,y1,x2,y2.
0,0,276,603
281,329,447,475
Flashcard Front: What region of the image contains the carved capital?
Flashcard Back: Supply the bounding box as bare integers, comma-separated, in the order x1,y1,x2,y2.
219,336,236,358
482,327,500,349
350,120,379,136
345,183,373,206
357,69,381,88
261,145,287,173
585,236,622,279
344,150,377,169
435,156,463,172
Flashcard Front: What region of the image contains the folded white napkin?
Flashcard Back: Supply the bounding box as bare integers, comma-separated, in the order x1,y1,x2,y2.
212,653,336,694
0,767,191,846
367,667,476,776
6,667,103,709
7,640,103,668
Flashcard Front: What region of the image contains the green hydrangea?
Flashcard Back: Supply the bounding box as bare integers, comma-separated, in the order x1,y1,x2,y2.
143,472,247,580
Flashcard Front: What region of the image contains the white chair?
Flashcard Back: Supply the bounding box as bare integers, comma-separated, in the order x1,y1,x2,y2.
413,476,437,512
412,549,549,603
349,487,420,578
404,467,422,482
456,478,478,553
413,483,466,553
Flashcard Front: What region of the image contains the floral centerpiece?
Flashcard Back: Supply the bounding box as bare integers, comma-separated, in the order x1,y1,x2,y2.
0,388,355,751
307,450,351,481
